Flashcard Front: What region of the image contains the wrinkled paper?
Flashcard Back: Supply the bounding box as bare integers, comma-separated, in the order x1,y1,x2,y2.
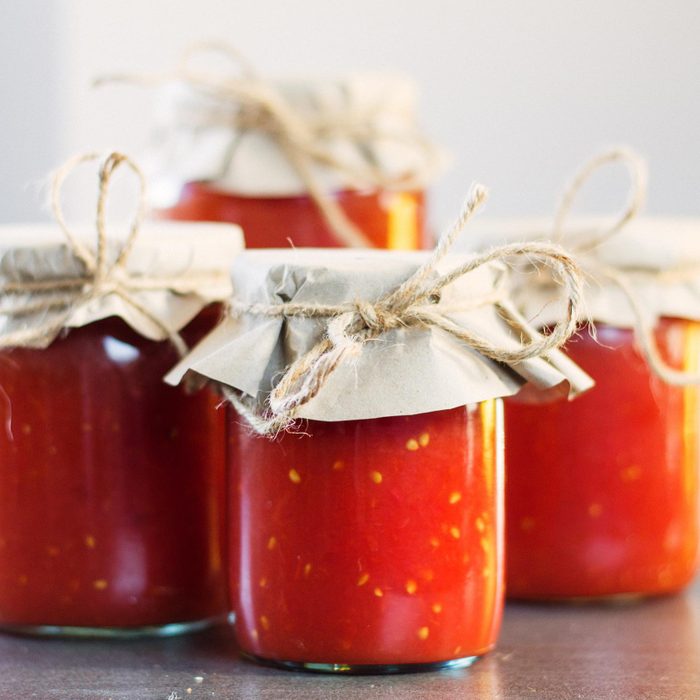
457,217,700,328
145,73,445,205
166,248,593,422
0,221,243,346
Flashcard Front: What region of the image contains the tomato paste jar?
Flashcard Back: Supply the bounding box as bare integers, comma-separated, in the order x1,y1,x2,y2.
228,404,501,671
466,215,700,601
144,70,441,249
166,227,591,671
506,317,700,600
0,153,243,635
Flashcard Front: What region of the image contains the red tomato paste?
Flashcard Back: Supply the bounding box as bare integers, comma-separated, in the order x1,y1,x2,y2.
158,183,428,249
506,319,700,600
228,401,503,671
0,311,228,633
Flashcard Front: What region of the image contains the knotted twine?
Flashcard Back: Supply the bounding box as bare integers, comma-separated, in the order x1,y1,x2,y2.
549,147,700,385
96,41,443,248
221,183,587,436
0,151,221,354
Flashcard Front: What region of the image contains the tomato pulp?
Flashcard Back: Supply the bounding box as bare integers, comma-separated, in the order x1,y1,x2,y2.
506,319,700,600
157,183,428,249
0,310,228,633
228,402,504,671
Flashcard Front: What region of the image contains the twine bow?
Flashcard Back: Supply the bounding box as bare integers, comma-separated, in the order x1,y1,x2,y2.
547,146,700,385
0,151,201,353
96,41,443,248
224,183,586,435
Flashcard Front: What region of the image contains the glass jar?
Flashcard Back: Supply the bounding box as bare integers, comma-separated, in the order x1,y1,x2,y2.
157,184,428,249
0,308,230,635
144,71,440,250
228,402,504,672
164,238,590,671
505,318,700,600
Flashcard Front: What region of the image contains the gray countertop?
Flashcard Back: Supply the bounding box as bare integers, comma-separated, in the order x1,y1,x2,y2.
1,578,699,700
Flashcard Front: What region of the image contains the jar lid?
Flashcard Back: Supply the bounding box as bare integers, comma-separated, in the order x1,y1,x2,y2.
146,71,445,202
464,216,700,328
458,149,700,329
167,191,593,432
0,152,243,350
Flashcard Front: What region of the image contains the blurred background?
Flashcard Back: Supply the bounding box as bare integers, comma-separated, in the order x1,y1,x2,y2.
2,0,699,227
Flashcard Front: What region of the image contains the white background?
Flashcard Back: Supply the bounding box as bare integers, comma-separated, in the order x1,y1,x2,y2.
2,0,699,229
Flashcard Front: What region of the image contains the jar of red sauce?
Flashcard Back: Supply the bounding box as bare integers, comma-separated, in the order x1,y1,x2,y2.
0,154,243,635
145,72,440,249
506,317,700,600
228,404,501,672
466,216,700,601
166,235,591,671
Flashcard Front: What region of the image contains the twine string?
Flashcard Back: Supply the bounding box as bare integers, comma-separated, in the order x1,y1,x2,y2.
600,265,700,385
177,41,258,81
548,147,700,385
0,151,207,354
95,41,443,248
552,147,649,252
225,184,586,435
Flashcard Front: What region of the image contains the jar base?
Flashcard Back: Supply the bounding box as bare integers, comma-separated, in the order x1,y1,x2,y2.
0,615,225,639
241,651,479,675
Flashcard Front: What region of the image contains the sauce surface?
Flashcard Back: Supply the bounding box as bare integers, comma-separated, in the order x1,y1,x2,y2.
506,319,700,599
228,402,504,666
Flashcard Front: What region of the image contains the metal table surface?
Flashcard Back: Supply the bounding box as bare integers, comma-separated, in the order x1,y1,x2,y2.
1,578,698,700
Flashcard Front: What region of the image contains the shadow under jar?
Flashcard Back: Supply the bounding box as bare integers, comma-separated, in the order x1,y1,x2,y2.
505,318,700,601
228,403,504,672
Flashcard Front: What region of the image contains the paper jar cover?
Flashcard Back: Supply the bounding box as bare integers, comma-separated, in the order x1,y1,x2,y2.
0,220,243,347
146,73,445,204
166,247,594,422
457,217,700,329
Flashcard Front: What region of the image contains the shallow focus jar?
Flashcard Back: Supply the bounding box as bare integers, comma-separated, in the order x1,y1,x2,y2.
0,157,243,635
144,71,441,249
167,240,590,672
468,217,700,601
